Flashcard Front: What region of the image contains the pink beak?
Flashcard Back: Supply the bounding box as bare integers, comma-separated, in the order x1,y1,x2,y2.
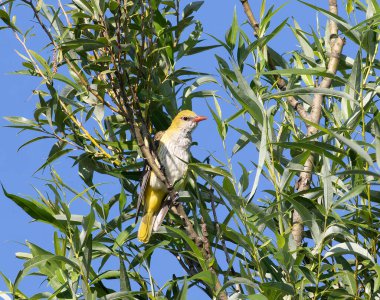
193,116,207,123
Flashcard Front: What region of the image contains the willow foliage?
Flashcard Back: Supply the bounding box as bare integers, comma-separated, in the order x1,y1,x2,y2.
1,0,379,299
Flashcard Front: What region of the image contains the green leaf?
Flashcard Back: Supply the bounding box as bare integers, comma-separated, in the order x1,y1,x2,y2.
292,19,314,59
102,291,140,300
119,256,130,292
312,225,347,255
238,162,249,193
35,147,73,173
0,10,20,32
77,154,95,188
14,254,80,293
119,187,126,214
54,73,81,91
29,50,52,77
283,193,321,242
186,44,221,55
321,156,333,210
178,277,188,300
166,227,207,270
4,116,37,126
17,136,52,152
230,125,259,154
298,1,361,45
72,0,94,14
248,114,267,202
227,7,238,49
324,242,375,264
81,209,95,246
182,75,217,109
207,98,226,141
239,19,288,63
189,163,231,179
223,61,264,125
332,184,366,209
259,0,266,20
299,119,373,167
189,270,217,288
298,266,317,284
346,50,361,104
346,0,354,14
61,38,107,52
54,214,102,228
265,87,357,104
216,277,257,298
261,67,346,84
275,141,346,167
2,186,56,224
113,231,130,250
0,271,14,292
260,282,295,299
183,1,203,18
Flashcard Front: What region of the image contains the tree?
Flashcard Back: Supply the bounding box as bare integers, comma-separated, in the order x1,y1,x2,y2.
1,0,379,299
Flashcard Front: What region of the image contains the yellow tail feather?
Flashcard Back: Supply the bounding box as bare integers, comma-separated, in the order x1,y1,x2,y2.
138,212,154,243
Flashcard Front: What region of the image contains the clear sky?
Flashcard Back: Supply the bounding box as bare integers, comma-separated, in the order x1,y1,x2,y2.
0,0,342,296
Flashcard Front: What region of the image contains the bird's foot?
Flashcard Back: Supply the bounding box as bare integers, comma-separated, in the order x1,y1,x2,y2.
170,192,180,206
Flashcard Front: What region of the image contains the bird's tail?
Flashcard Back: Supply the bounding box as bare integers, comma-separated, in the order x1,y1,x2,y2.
138,212,154,243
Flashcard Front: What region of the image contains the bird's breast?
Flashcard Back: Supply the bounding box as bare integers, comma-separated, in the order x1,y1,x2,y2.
149,134,191,190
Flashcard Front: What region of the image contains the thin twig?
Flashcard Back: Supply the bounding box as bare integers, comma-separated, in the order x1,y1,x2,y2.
210,188,242,293
239,0,308,122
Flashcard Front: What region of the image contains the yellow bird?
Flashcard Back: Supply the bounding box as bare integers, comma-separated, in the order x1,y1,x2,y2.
137,110,207,243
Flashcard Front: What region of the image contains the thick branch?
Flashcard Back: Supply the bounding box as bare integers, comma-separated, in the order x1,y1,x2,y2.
287,96,310,120
328,0,339,37
293,1,345,246
171,205,203,248
308,37,345,134
239,0,345,246
240,0,260,36
170,205,227,300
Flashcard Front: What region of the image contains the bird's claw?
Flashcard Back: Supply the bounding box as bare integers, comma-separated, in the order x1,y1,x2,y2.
170,192,179,206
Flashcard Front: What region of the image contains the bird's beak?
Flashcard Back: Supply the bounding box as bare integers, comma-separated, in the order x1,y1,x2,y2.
193,116,207,123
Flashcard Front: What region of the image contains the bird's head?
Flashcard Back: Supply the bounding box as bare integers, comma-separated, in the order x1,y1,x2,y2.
169,110,207,133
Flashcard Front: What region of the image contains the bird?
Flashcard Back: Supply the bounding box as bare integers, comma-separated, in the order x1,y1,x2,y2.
137,110,207,243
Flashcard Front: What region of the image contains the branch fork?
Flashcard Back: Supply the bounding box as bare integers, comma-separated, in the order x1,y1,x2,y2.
239,0,345,246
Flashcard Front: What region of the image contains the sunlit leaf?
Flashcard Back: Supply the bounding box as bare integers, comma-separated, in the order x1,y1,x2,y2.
324,242,375,264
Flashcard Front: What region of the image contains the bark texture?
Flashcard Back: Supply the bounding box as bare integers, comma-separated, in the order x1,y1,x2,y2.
239,0,345,246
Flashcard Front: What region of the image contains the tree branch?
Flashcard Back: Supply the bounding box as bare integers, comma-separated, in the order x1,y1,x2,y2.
239,0,308,121
240,0,260,36
25,3,227,298
292,0,345,246
239,0,345,246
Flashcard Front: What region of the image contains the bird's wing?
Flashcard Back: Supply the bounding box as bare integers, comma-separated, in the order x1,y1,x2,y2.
154,130,165,145
135,130,165,224
152,196,170,232
135,163,151,223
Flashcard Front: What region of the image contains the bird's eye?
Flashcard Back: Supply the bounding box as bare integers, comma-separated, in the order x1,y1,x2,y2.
181,116,190,121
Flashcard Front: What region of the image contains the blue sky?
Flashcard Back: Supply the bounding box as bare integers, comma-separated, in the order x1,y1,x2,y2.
0,0,347,296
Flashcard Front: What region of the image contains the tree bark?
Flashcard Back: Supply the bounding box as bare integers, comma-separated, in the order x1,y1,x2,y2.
239,0,345,246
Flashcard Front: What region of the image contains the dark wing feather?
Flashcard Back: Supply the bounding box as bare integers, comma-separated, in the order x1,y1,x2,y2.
135,130,164,224
135,164,151,223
